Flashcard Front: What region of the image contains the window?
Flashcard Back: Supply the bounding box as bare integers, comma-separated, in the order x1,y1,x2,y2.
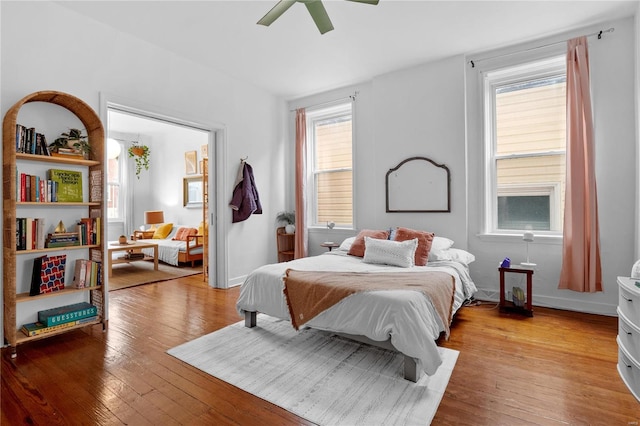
106,139,124,220
485,56,566,234
306,103,353,228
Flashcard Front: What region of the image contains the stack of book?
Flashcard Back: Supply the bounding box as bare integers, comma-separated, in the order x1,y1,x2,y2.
51,147,84,159
16,217,46,250
21,302,98,337
72,259,102,289
45,232,80,248
15,124,50,156
124,252,145,260
17,172,57,202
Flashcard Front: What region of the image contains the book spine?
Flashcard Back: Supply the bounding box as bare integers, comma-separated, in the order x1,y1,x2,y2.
38,305,98,327
21,320,77,337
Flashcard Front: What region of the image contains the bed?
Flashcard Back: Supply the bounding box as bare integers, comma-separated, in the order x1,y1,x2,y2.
236,229,477,381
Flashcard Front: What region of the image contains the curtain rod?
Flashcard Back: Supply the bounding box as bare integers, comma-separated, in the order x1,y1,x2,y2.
289,92,358,112
469,27,614,68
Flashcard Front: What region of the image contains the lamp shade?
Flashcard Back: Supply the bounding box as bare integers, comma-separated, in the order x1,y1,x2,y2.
523,231,534,242
144,210,164,225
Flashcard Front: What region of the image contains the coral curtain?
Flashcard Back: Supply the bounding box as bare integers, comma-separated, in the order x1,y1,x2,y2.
558,36,601,292
294,109,308,258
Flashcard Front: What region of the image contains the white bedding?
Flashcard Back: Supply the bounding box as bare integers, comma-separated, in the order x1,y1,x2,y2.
236,250,477,376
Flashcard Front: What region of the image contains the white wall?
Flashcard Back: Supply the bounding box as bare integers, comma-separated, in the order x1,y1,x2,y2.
291,17,637,315
0,1,287,337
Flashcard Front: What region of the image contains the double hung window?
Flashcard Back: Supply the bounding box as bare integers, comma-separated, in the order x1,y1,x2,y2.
306,103,353,228
484,56,566,234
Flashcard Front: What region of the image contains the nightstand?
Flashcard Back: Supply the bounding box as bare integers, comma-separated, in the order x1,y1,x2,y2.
499,266,534,317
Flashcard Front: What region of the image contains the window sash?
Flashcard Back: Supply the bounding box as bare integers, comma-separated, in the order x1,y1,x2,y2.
307,103,353,228
484,55,566,235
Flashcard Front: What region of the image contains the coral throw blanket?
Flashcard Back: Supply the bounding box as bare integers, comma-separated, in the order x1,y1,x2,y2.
283,269,455,337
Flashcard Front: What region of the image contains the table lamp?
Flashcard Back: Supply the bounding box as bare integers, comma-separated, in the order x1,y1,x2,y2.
521,230,536,267
144,210,164,230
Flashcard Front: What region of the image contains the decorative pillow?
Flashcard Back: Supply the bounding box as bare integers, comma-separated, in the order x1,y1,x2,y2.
363,237,417,268
348,229,390,257
338,236,356,251
173,227,197,241
393,227,434,266
197,221,205,236
152,223,173,239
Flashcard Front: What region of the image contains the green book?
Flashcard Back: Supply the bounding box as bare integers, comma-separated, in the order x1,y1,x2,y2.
48,169,83,202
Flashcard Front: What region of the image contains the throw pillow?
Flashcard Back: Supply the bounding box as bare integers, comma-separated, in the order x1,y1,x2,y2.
152,222,173,239
363,237,417,268
393,227,434,266
173,227,198,241
197,221,205,236
348,229,390,257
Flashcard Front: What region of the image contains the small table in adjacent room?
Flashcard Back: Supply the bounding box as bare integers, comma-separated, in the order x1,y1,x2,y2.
108,241,159,277
499,266,534,317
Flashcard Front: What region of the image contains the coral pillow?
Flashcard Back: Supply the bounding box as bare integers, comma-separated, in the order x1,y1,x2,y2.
152,223,173,239
393,227,434,266
173,227,197,241
348,229,390,257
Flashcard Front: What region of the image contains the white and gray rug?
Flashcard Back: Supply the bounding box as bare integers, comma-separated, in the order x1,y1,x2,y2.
167,314,458,425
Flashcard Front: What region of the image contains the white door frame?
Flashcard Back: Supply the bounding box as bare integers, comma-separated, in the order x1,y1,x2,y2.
99,92,228,293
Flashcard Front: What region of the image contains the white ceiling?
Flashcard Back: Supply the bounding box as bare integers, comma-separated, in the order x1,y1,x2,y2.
59,1,636,101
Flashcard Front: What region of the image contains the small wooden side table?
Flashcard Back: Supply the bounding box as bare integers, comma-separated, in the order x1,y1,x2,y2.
320,242,340,251
499,266,534,317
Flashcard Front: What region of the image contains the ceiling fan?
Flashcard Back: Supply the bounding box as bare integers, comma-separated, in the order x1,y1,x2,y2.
257,0,380,35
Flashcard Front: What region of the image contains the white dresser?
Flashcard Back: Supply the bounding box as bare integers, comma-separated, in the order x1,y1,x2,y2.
617,276,640,402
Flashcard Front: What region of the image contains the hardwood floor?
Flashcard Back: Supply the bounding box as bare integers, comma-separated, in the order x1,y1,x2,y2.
2,275,638,425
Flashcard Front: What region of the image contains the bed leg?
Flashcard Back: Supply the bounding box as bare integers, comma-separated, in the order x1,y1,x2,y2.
245,311,257,328
403,355,419,382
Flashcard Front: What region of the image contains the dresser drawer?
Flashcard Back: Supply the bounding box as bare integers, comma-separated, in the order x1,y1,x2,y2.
619,279,640,326
618,340,640,402
618,309,640,362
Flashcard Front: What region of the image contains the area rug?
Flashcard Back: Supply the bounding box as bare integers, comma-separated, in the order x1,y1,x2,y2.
108,261,202,291
167,314,458,425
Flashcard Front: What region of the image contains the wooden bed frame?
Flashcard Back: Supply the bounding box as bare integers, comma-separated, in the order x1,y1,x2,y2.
243,311,420,382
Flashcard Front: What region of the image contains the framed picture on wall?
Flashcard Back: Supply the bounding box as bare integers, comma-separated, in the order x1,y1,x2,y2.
185,150,197,175
199,160,204,175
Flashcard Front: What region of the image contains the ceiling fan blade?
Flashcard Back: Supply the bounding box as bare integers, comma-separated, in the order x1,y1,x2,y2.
305,0,334,34
257,0,297,27
345,0,379,4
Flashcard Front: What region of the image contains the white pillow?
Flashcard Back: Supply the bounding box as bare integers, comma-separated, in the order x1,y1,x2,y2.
338,236,356,251
362,237,417,268
430,248,476,265
431,236,454,251
428,236,455,261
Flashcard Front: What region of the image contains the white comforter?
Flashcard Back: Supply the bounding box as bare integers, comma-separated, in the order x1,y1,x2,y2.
236,250,477,376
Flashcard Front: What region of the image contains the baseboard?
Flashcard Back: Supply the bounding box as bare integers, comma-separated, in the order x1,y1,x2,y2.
228,275,246,288
474,286,617,316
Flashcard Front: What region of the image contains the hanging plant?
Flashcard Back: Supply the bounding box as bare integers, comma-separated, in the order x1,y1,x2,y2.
127,143,150,179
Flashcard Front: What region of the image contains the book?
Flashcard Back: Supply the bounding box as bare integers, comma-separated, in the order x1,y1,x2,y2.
48,169,83,202
37,254,67,294
38,302,98,327
21,316,98,337
21,320,77,337
72,259,89,289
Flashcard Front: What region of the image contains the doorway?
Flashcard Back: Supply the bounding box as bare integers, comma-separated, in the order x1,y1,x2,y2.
100,94,227,295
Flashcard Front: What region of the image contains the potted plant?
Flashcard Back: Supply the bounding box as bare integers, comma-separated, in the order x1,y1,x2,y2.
49,128,90,158
276,211,296,234
127,143,150,179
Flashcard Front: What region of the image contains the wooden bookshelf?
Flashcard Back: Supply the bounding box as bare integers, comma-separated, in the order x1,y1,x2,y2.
3,90,107,357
